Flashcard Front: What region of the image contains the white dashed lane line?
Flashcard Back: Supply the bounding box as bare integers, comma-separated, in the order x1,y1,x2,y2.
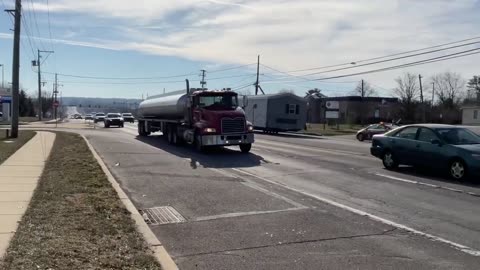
375,173,480,197
231,168,480,257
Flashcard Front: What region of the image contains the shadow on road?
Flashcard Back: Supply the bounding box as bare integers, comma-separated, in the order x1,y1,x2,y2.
255,131,322,140
392,166,479,187
135,134,269,169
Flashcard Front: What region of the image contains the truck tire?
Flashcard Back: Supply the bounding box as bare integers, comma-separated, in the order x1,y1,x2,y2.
240,143,252,153
138,121,150,136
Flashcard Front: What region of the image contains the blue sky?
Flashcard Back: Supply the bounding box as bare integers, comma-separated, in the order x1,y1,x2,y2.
0,0,479,99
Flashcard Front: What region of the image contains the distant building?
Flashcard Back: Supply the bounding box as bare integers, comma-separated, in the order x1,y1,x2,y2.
461,106,480,125
306,96,400,124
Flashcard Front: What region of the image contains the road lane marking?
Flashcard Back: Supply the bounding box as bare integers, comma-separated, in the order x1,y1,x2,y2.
375,173,480,197
231,168,480,257
255,139,367,156
194,207,307,222
209,168,308,209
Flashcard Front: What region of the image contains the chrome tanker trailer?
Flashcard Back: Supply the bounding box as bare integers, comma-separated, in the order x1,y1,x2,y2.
137,83,254,153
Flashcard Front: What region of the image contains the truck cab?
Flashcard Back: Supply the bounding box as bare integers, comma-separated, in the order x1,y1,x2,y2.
190,90,254,152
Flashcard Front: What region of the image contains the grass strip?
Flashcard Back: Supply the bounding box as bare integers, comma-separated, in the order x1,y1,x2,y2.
0,130,36,165
1,132,161,270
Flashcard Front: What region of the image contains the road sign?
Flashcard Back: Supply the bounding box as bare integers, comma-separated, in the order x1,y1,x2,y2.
325,101,339,109
53,101,59,107
325,110,339,119
0,96,12,104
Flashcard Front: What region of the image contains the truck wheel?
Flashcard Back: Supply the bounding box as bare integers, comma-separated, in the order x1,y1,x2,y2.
240,143,252,153
138,121,149,136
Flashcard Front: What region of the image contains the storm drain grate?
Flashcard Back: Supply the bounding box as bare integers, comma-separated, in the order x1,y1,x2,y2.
139,206,186,225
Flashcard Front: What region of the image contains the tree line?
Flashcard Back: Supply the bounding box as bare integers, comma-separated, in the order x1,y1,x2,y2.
18,90,54,118
393,72,478,123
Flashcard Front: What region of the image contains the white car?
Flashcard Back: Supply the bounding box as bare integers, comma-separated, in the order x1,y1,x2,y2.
93,113,106,123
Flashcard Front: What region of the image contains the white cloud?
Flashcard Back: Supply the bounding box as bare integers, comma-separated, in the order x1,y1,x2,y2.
25,0,480,91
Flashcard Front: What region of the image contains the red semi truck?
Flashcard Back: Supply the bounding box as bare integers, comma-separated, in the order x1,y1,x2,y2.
137,84,254,153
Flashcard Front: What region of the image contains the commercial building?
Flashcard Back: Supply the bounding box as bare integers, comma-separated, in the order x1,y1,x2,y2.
306,96,400,124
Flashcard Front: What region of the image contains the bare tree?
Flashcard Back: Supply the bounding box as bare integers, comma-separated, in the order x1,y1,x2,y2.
394,73,420,122
431,72,465,108
394,73,419,103
352,80,377,97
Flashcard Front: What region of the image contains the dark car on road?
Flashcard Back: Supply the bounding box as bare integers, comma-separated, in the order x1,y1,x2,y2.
104,113,124,128
371,124,480,180
93,112,105,123
121,113,135,123
356,123,397,141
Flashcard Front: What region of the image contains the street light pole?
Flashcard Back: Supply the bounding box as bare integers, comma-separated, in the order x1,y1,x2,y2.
0,64,4,88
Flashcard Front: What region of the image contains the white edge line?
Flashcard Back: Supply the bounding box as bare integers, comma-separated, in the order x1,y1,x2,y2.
82,135,179,270
209,167,307,209
194,207,307,222
232,168,480,257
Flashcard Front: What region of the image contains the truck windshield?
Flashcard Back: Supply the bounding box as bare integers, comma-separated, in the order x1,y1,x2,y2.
198,95,238,110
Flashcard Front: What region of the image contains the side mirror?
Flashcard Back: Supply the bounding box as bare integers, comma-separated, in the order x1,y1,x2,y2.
242,95,249,108
431,139,442,146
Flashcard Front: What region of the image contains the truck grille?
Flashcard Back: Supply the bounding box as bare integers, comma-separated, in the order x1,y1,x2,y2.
222,118,245,134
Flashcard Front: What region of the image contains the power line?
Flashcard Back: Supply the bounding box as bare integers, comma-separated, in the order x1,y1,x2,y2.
20,12,37,58
261,40,480,81
45,0,56,71
208,63,256,73
261,63,313,82
303,41,480,76
285,35,480,73
261,74,357,84
26,0,46,50
42,71,199,80
314,48,480,81
50,74,256,85
1,0,34,60
231,82,254,91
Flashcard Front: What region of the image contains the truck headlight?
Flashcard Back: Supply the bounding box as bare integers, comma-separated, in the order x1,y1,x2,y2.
248,125,254,132
204,128,216,133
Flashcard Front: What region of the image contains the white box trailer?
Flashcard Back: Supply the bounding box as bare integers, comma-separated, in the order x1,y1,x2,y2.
244,93,307,133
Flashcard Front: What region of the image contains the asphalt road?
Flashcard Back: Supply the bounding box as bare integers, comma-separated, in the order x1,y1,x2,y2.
35,120,480,269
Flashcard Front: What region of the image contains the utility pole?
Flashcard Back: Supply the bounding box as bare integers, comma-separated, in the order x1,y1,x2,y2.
431,82,435,107
255,55,260,95
361,79,365,98
200,69,206,89
54,73,58,120
254,55,264,95
0,64,4,88
5,0,21,138
419,74,426,123
34,49,54,121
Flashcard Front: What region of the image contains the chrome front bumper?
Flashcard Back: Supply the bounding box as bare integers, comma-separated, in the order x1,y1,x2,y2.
201,133,254,146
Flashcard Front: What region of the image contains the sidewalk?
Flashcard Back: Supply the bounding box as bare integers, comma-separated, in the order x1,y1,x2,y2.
0,131,56,259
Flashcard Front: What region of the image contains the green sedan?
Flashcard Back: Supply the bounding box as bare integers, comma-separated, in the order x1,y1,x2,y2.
371,124,480,181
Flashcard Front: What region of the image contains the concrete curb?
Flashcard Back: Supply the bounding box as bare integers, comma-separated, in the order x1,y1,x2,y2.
82,135,178,270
